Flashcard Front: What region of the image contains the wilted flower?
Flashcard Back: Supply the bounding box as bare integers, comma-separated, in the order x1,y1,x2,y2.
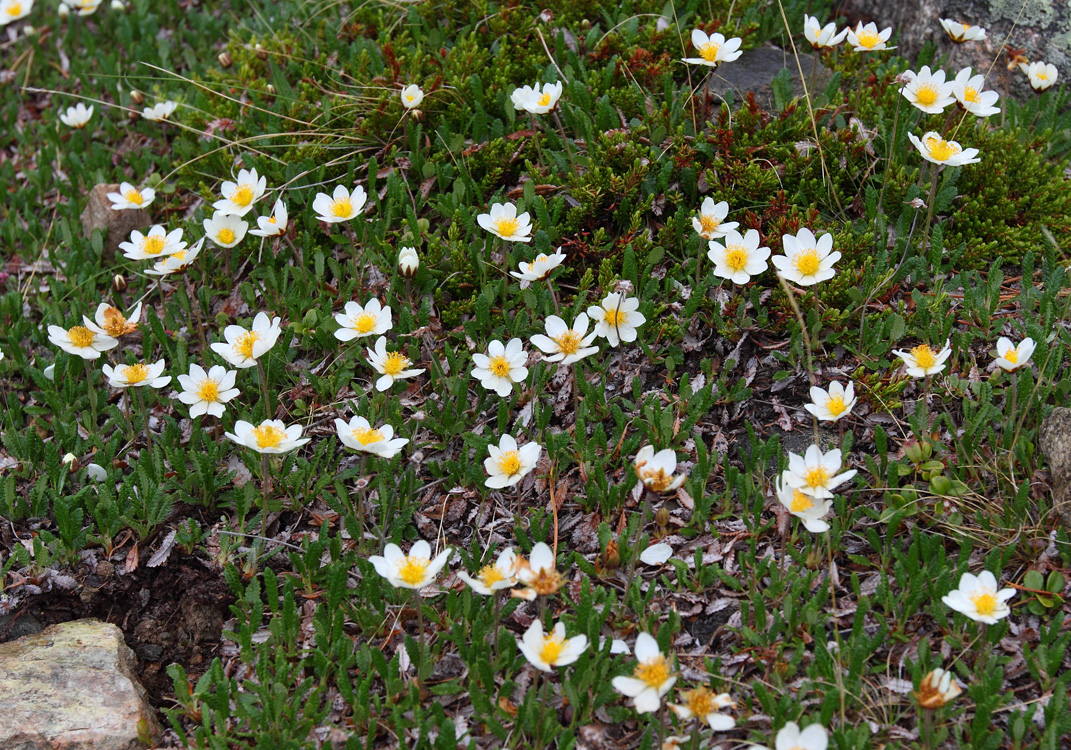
400,84,424,109
142,101,178,122
106,182,155,210
471,338,529,397
213,168,266,217
803,15,848,48
145,237,204,276
312,184,367,223
708,228,771,284
530,314,599,365
119,225,185,260
1020,61,1058,91
515,542,562,599
58,103,93,129
611,633,676,714
484,433,541,489
102,360,171,389
846,22,894,51
942,570,1015,624
511,81,563,114
517,619,588,672
209,312,282,369
368,540,451,590
783,445,857,499
682,29,743,67
939,19,986,43
365,336,424,391
588,293,646,347
511,249,565,287
334,415,409,458
772,228,840,286
901,66,956,114
669,685,735,730
692,197,738,240
249,198,288,237
634,445,687,493
175,364,240,418
894,340,952,377
333,299,392,342
775,475,834,533
994,336,1035,372
398,246,419,277
915,667,964,708
804,381,857,422
457,547,518,595
48,323,118,359
951,68,1001,117
907,131,980,166
477,202,532,242
203,211,249,248
225,419,310,454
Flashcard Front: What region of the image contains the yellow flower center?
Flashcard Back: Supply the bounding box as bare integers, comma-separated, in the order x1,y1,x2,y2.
100,307,132,337
67,326,96,348
698,214,719,235
1037,71,1049,81
170,250,186,263
724,246,750,272
924,136,961,162
351,426,384,445
793,247,821,277
970,591,997,616
478,564,506,587
804,466,830,489
915,84,939,107
353,312,378,333
252,424,286,449
634,655,671,688
790,490,815,512
604,308,628,327
554,330,582,356
142,234,166,255
123,363,149,384
124,189,144,205
911,344,937,370
382,351,410,377
235,331,260,359
855,30,881,48
406,94,416,102
537,92,552,107
217,227,236,245
230,184,254,207
494,217,519,237
698,42,720,62
539,634,566,665
497,450,522,476
397,556,430,586
963,86,979,103
196,378,220,402
526,567,563,596
642,468,676,493
488,355,512,378
7,3,22,16
825,394,846,416
1004,347,1019,364
331,196,353,217
683,686,716,717
268,215,278,224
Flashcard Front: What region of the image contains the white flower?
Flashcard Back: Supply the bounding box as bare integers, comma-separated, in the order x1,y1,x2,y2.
517,620,588,672
994,336,1035,372
47,323,118,359
145,237,204,276
708,228,771,284
334,415,409,458
368,540,451,590
365,336,424,391
893,340,952,378
669,686,735,730
312,184,367,223
400,84,424,109
203,211,249,248
472,338,529,397
512,81,563,114
942,570,1015,624
846,22,894,51
939,19,986,43
588,293,645,347
1020,61,1058,91
783,444,857,499
61,0,101,16
775,475,834,533
398,246,419,277
634,445,687,492
477,202,532,242
901,66,956,114
804,381,857,422
915,667,964,708
225,419,310,454
514,542,562,599
530,314,599,366
611,633,676,714
84,301,141,339
102,359,171,389
682,29,743,67
142,101,178,122
457,548,518,595
764,722,828,750
175,364,239,418
692,198,738,240
907,131,980,166
119,225,185,260
213,168,267,217
0,0,32,24
333,299,392,342
106,182,155,210
484,433,541,489
511,249,565,288
511,84,537,111
772,228,840,286
803,15,848,48
209,312,282,369
58,102,93,129
951,68,1001,117
639,543,673,565
249,198,288,237
58,1,68,16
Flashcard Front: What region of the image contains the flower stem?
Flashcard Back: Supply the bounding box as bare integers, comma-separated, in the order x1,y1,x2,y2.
257,358,273,419
135,386,151,455
545,278,560,315
82,359,99,434
621,488,653,609
551,109,577,177
260,453,270,538
921,163,941,250
412,587,426,682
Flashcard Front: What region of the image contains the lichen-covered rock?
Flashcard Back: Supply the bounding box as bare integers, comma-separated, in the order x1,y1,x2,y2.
1040,407,1071,532
0,619,161,749
79,184,150,262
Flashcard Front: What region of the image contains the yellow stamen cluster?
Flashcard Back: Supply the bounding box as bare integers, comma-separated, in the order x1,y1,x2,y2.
495,217,519,237
381,351,410,376
698,214,719,235
122,364,149,384
397,556,430,586
67,326,96,348
235,331,260,359
604,308,628,327
230,184,254,206
352,312,377,334
100,307,135,337
352,427,384,445
196,379,220,402
217,227,236,245
253,424,286,449
124,189,144,205
537,93,552,107
724,246,749,272
478,564,506,588
554,331,582,356
914,84,939,107
1004,348,1019,364
488,355,512,378
642,468,675,492
790,490,815,513
497,450,522,476
804,466,830,490
963,86,979,103
970,591,997,616
634,655,671,688
331,197,353,217
698,43,720,62
793,248,821,276
911,344,936,370
855,31,881,48
682,686,717,718
539,634,565,664
923,136,961,162
825,395,846,416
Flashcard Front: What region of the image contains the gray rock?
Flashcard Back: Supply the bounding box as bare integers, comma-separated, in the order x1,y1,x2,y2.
706,45,833,113
80,184,150,262
0,612,44,643
1040,407,1071,532
0,619,161,749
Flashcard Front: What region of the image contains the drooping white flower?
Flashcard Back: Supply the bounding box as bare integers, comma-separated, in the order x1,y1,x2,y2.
669,685,735,730
514,542,562,600
846,22,894,52
334,415,409,458
312,184,367,223
588,293,646,347
907,131,981,166
477,202,532,243
708,228,771,284
119,225,185,260
893,340,952,378
368,540,451,590
225,419,310,454
457,548,518,595
530,314,599,365
471,338,529,397
511,81,563,114
939,19,986,43
102,359,171,389
771,228,840,286
611,633,676,714
682,29,743,67
175,364,240,419
203,211,249,248
142,101,178,122
106,182,155,210
803,15,848,48
47,323,118,359
1020,61,1058,91
333,299,392,342
942,570,1016,624
634,445,687,492
365,336,424,391
692,197,738,240
994,336,1035,372
901,66,956,114
782,444,856,499
209,312,282,369
58,102,93,129
400,84,424,109
774,475,834,533
951,68,1001,117
213,168,267,217
511,249,565,288
249,198,288,237
484,433,541,489
516,619,588,672
804,381,857,422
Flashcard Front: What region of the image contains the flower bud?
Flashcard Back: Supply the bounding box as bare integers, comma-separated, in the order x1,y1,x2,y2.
265,84,276,96
129,89,144,106
62,452,80,472
654,506,670,527
112,274,127,293
254,43,268,60
218,51,233,68
58,3,70,18
398,246,419,278
603,539,620,570
110,0,124,9
408,108,425,123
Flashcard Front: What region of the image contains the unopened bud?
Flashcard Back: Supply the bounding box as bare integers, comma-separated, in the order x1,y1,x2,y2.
58,3,70,17
218,52,233,68
254,43,268,60
110,0,124,9
301,309,318,329
112,274,127,293
655,506,670,527
398,246,419,278
129,89,144,106
62,452,80,472
603,539,620,570
265,84,276,96
408,108,425,123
